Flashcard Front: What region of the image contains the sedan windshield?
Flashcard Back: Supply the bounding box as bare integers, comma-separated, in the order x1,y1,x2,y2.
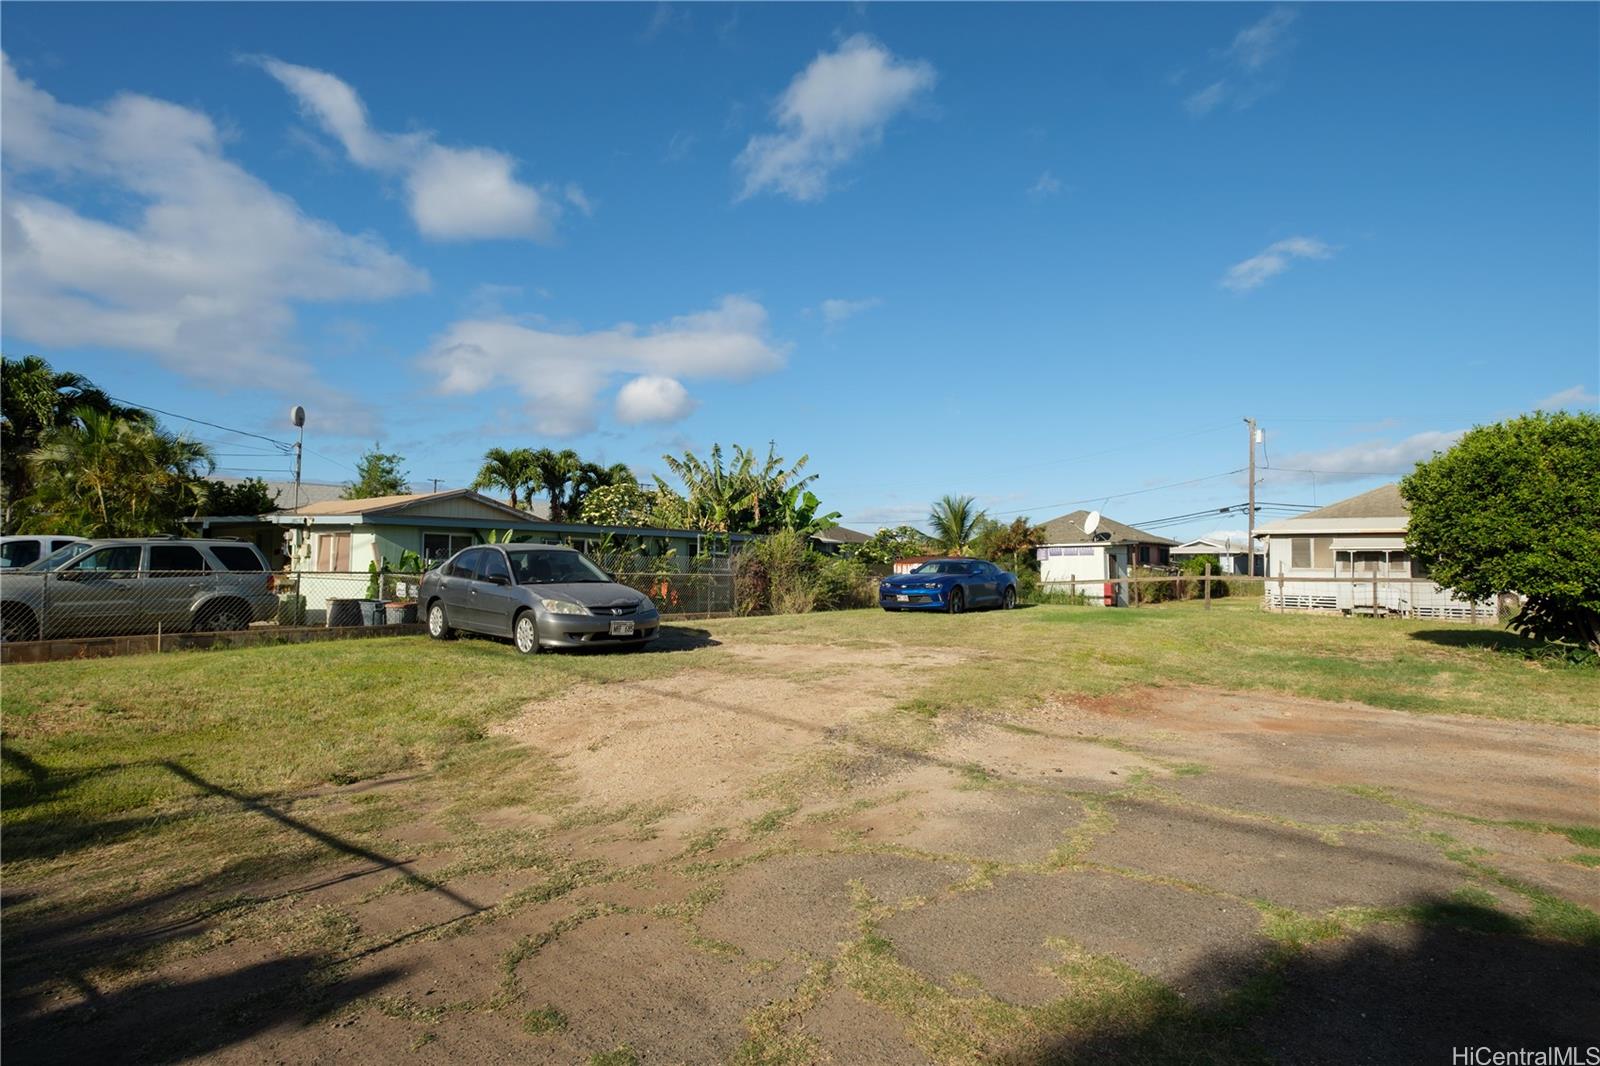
912,561,976,575
507,549,610,584
21,542,93,572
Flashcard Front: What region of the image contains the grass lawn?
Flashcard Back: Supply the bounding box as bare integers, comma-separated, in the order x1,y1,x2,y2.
3,601,1595,1061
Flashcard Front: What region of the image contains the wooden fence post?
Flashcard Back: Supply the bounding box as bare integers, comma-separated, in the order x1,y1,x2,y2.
1277,566,1285,613
1371,572,1379,618
1203,563,1212,610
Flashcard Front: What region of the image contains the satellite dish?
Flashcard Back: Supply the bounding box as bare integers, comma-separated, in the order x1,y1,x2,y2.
1083,511,1101,536
290,405,306,428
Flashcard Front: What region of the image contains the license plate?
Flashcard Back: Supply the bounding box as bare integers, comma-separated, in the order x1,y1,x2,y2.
609,620,635,636
896,594,909,602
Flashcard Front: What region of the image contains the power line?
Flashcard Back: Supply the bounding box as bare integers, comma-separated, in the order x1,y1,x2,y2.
985,468,1247,519
106,395,294,451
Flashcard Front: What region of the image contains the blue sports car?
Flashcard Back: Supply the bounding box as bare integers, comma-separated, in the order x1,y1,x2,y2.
879,558,1018,613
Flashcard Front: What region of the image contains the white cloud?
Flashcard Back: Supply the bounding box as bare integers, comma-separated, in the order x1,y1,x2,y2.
1183,81,1228,117
420,295,787,435
818,296,883,326
735,35,935,202
0,54,426,386
616,375,698,424
1027,170,1062,200
1221,236,1333,292
1181,7,1297,116
1539,384,1599,411
255,57,564,241
1265,430,1466,485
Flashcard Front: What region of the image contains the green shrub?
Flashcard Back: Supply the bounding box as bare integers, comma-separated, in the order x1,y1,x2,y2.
734,531,876,615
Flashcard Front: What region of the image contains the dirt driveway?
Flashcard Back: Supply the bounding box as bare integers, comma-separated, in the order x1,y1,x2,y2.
7,639,1598,1064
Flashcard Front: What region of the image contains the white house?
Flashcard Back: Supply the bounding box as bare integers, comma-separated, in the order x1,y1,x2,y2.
1255,483,1491,620
1169,537,1262,576
1035,511,1177,606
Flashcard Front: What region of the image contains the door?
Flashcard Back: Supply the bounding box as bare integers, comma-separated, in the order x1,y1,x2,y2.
472,548,520,636
440,548,483,629
48,544,145,637
146,543,210,630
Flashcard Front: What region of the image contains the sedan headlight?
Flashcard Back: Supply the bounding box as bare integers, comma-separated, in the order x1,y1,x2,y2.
539,596,589,615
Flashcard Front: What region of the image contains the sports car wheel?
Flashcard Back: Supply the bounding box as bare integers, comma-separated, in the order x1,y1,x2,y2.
1001,586,1017,610
947,587,965,614
427,602,455,641
513,611,540,655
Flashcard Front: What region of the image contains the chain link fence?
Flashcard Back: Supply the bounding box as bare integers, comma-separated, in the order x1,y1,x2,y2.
1,552,740,648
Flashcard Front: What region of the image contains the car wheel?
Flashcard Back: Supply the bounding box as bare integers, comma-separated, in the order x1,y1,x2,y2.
513,610,540,655
199,600,250,632
427,602,455,641
947,587,965,614
1001,586,1017,610
1,605,39,643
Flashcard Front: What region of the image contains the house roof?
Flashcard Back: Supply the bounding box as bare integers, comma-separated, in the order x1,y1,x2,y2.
1039,510,1177,547
1170,537,1263,555
1256,483,1409,536
289,488,539,522
215,477,346,509
811,525,870,544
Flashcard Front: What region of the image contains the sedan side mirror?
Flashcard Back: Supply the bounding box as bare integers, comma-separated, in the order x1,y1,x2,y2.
485,574,511,587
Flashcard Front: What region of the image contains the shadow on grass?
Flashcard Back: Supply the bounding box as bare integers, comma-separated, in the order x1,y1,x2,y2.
1407,628,1546,653
3,760,480,1062
3,952,402,1065
1008,897,1599,1064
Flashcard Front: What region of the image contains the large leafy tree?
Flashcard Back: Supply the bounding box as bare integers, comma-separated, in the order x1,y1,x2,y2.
928,494,986,555
853,525,932,567
342,445,410,499
578,481,658,526
2,355,152,524
202,477,280,515
20,409,214,536
1401,410,1600,651
565,461,635,521
971,515,1048,572
471,447,537,509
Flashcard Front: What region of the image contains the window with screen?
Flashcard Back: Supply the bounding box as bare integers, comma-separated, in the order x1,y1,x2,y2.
423,532,472,564
210,546,265,571
1290,538,1311,569
315,533,351,571
149,545,207,572
72,546,142,572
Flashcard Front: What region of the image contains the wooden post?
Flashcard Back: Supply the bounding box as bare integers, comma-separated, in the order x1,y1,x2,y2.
1203,563,1212,610
1277,565,1285,613
1371,571,1379,618
1069,577,1076,605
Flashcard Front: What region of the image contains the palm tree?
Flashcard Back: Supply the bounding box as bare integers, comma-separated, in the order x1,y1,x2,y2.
22,409,213,536
471,447,536,510
529,447,582,521
928,494,985,555
2,355,152,521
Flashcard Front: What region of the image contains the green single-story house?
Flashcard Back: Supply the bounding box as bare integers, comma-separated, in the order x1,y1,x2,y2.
188,488,753,572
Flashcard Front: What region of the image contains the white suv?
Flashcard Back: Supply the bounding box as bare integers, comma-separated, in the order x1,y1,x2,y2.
0,538,277,643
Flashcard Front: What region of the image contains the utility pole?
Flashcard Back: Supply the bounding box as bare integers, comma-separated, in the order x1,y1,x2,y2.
1244,417,1259,576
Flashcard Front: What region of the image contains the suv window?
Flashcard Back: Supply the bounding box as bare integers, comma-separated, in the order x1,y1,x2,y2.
149,545,208,572
210,545,265,571
479,550,511,583
449,548,482,580
71,546,142,573
50,539,78,552
1,540,42,568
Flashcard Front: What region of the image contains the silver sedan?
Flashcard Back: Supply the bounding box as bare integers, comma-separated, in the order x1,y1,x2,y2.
418,544,660,653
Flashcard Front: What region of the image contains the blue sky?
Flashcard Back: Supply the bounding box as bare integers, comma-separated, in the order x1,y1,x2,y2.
3,2,1596,541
